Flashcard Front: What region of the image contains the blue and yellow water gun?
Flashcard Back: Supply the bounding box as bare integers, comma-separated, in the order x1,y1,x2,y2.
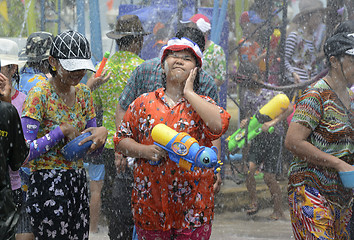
151,124,222,173
228,93,290,152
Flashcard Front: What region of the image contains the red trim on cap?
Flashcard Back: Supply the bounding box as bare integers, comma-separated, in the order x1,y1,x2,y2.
190,14,210,24
161,45,202,67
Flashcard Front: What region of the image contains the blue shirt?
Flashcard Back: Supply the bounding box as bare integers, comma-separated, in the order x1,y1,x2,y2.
18,67,48,95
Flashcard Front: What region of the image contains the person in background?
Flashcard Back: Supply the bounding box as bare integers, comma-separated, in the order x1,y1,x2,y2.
285,32,354,239
284,0,326,84
238,62,293,220
237,11,265,119
0,38,34,240
114,27,222,194
238,10,265,68
181,13,227,88
18,32,55,240
0,72,29,240
89,14,149,239
114,36,230,240
18,32,54,95
22,30,108,240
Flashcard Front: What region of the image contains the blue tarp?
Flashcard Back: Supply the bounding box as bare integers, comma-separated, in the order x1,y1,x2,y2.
118,1,229,61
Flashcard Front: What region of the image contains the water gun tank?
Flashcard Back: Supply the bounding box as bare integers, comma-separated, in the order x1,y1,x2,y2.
151,123,178,146
259,93,290,119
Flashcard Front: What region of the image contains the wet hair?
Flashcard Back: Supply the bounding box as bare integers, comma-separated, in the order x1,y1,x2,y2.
4,64,20,87
175,27,205,52
237,62,262,88
333,20,354,35
116,35,143,49
26,59,50,74
324,20,354,66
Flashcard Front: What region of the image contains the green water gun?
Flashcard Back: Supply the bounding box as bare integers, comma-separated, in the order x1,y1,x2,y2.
228,94,290,152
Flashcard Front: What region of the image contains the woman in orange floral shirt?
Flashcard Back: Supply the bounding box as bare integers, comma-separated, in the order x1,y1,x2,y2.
114,37,230,239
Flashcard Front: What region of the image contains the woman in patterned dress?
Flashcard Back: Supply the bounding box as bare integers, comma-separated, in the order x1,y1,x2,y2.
285,32,354,239
21,30,108,240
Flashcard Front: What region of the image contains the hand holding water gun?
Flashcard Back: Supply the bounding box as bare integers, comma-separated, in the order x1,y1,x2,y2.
95,51,110,77
151,124,222,173
228,94,290,152
86,51,112,91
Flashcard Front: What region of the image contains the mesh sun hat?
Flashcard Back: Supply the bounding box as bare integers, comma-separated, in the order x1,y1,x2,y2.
160,37,203,67
50,30,96,72
0,39,25,67
180,13,211,33
324,32,354,58
25,31,54,62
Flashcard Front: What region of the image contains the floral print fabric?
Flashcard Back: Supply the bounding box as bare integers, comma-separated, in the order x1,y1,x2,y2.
22,81,95,171
26,169,89,240
203,41,227,84
92,51,144,149
115,88,230,231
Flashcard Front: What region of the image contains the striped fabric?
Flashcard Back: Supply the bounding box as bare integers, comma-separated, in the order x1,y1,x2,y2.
288,79,354,208
285,31,318,82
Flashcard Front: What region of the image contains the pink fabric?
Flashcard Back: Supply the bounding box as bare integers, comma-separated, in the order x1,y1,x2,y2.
9,90,27,190
287,104,296,126
136,224,212,240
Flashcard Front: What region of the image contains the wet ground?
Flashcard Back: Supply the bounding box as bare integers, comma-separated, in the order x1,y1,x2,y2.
89,176,294,240
89,207,293,240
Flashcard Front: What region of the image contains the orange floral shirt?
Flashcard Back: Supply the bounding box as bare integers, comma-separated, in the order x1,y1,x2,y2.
115,88,230,231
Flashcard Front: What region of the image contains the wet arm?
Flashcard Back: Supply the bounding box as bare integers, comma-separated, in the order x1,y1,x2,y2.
115,138,165,162
115,103,126,131
284,122,353,172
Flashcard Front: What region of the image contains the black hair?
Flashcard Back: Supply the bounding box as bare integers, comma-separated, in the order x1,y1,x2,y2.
175,27,205,52
237,62,262,88
26,59,50,74
5,65,20,87
116,35,143,49
333,20,354,35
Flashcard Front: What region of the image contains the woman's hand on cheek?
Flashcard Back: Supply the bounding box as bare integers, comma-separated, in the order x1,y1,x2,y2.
183,67,198,97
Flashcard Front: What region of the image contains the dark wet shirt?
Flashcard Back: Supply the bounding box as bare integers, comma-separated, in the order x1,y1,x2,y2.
0,100,28,239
